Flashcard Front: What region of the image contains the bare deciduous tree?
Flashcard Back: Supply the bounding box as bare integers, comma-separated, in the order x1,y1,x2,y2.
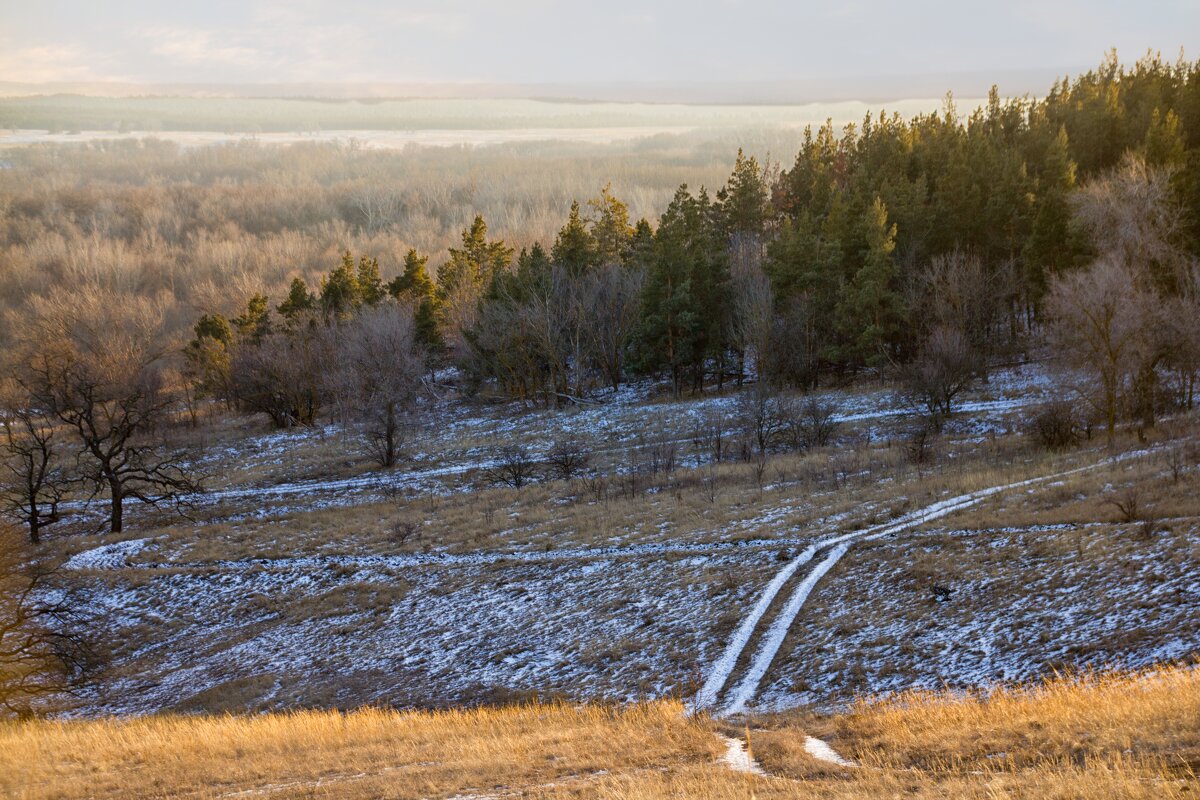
737,382,789,455
900,326,981,430
1045,258,1161,445
0,396,69,544
19,289,202,534
330,305,424,468
731,267,774,386
347,185,403,234
1072,153,1188,294
487,445,539,489
783,397,841,450
0,525,92,717
910,250,1013,375
231,319,334,428
546,437,591,481
584,264,644,392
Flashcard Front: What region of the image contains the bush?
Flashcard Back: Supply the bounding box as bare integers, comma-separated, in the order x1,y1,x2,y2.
546,438,591,480
1031,401,1081,450
486,445,539,488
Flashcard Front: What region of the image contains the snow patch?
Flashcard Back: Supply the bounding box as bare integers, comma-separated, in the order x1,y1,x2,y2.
64,538,151,571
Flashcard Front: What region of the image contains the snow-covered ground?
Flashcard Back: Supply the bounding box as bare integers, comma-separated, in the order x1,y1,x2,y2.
46,363,1200,718
96,363,1056,526
755,518,1200,712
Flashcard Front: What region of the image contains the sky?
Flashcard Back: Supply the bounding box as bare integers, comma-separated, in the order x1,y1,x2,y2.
0,0,1196,91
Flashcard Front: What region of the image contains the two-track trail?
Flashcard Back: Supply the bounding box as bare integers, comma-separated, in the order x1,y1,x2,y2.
693,453,1145,717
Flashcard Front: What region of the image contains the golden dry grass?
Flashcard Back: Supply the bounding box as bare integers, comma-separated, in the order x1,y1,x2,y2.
1,700,719,800
5,667,1199,799
741,665,1200,799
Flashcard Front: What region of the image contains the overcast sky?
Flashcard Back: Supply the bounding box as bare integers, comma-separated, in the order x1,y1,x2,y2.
0,0,1196,88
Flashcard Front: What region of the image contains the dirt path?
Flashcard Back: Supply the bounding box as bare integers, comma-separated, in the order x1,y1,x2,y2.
694,452,1148,717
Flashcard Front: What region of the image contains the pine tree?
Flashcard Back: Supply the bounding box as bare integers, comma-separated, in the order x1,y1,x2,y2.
836,197,905,368
588,183,633,265
691,187,733,388
184,313,234,403
719,148,769,236
550,201,598,275
631,185,731,395
1143,107,1187,168
233,294,271,343
277,277,316,322
1023,126,1084,304
511,242,553,299
321,251,361,318
625,218,655,268
356,255,386,306
388,249,434,300
388,249,443,362
437,215,514,300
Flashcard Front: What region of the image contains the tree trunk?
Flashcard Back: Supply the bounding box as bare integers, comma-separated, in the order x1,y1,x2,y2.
110,478,124,534
384,402,398,468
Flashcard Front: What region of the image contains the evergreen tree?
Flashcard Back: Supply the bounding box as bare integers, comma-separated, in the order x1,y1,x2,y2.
1143,107,1187,168
321,251,362,319
388,249,443,362
719,148,769,237
588,183,633,265
511,242,553,299
233,294,271,343
184,313,234,402
625,218,655,268
836,197,905,368
389,249,434,299
1023,127,1085,304
550,201,598,275
277,277,316,322
632,185,730,395
356,255,386,306
437,215,514,301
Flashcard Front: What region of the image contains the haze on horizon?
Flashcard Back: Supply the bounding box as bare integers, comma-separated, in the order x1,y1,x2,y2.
0,0,1197,102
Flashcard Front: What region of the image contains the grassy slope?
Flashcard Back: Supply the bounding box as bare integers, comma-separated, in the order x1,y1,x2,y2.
40,375,1200,716
4,667,1198,799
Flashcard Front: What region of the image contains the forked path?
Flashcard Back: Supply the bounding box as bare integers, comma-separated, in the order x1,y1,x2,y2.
694,454,1140,718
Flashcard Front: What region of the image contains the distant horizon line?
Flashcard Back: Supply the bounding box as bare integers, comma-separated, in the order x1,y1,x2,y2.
0,65,1090,105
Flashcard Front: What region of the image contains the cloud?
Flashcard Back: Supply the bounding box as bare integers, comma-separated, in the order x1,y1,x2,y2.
0,42,126,83
138,27,275,68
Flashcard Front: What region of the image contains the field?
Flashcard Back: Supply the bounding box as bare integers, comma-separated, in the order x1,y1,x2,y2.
32,364,1199,718
5,666,1197,799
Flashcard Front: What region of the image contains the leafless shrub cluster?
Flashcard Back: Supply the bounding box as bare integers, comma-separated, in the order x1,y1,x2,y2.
1030,400,1084,451
486,445,539,489
546,438,591,481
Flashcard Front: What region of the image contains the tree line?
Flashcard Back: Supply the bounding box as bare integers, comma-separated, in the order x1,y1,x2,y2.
3,51,1200,547
185,52,1200,408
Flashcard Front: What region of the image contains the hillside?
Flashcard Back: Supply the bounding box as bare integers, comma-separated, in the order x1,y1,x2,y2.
31,365,1199,717
5,666,1197,798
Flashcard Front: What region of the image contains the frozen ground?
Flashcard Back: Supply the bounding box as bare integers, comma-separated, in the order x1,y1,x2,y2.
106,364,1055,526
756,517,1200,712
45,364,1200,717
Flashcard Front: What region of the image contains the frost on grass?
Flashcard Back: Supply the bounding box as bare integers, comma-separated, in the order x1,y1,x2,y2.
68,550,779,716
63,538,152,571
755,522,1200,712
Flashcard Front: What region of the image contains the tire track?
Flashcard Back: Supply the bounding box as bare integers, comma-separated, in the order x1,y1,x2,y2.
695,452,1147,716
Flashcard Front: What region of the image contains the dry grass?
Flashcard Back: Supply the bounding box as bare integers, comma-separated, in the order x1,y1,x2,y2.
1,700,718,800
832,666,1200,771
5,667,1198,799
736,665,1200,799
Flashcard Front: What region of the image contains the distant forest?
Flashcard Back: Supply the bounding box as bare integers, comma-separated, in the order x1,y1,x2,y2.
0,95,882,133
2,52,1199,474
